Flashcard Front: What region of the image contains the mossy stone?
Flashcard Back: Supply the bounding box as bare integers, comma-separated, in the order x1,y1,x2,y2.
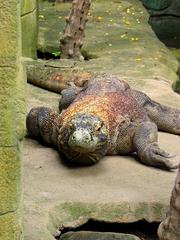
21,0,38,59
142,0,171,10
0,0,25,239
149,17,180,41
0,212,22,240
21,0,37,15
0,147,21,214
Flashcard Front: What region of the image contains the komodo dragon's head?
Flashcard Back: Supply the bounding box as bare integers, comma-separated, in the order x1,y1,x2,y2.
58,113,108,165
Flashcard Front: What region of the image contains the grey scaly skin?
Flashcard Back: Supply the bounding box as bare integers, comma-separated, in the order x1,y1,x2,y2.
27,75,180,170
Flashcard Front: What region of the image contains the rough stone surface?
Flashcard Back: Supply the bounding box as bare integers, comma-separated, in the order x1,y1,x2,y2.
21,0,38,59
37,0,179,86
0,0,25,239
142,0,171,10
158,165,180,240
0,148,21,214
142,0,180,46
24,1,180,240
0,212,22,240
59,231,140,240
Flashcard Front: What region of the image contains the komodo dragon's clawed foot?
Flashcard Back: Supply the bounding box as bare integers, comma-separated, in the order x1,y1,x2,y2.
139,143,178,170
133,121,179,170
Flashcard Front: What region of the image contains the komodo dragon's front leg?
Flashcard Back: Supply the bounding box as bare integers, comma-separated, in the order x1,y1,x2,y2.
59,84,83,111
132,90,180,135
133,121,178,170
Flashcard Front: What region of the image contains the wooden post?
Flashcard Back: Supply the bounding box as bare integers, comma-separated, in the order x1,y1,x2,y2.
60,0,91,60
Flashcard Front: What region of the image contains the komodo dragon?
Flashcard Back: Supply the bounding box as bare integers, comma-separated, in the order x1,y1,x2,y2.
27,75,180,170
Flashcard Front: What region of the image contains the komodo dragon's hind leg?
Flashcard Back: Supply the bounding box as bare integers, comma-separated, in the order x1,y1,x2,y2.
133,121,178,170
132,90,180,135
26,107,59,146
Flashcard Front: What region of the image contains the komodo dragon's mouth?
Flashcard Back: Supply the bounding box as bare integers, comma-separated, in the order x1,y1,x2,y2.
69,151,102,165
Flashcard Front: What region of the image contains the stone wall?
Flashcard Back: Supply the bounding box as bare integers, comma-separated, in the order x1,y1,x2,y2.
21,0,38,59
0,0,26,239
142,0,180,46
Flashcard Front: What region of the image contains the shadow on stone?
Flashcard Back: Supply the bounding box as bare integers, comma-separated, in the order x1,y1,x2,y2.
57,219,159,240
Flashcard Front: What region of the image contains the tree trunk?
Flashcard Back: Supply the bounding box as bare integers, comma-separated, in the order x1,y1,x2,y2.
158,165,180,240
60,0,91,60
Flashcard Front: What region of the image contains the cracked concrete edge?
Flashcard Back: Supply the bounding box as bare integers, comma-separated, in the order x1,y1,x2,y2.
47,202,168,238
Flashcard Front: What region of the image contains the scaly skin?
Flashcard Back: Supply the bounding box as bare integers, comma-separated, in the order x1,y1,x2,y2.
27,74,180,169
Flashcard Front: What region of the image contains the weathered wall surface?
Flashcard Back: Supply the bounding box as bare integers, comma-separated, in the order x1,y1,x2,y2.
0,0,26,239
142,0,180,46
21,0,38,59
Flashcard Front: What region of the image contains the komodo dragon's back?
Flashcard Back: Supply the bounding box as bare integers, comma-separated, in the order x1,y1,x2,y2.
60,77,148,155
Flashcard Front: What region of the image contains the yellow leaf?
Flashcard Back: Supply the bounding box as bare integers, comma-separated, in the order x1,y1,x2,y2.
123,19,130,25
39,15,44,19
136,19,140,23
131,37,139,41
121,33,127,38
97,16,103,20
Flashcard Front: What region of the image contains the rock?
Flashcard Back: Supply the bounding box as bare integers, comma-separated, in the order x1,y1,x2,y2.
59,231,140,240
149,17,180,46
142,0,180,44
142,0,171,10
173,65,180,94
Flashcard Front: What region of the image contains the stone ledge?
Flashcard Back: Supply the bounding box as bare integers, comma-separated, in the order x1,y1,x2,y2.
48,202,168,237
0,147,21,215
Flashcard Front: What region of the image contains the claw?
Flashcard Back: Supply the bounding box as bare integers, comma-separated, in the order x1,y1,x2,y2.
140,144,179,170
158,150,176,158
165,153,176,158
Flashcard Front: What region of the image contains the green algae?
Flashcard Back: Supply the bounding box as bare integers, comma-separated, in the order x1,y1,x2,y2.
48,202,167,236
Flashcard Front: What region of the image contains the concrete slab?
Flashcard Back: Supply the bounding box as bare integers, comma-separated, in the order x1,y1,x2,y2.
24,83,180,240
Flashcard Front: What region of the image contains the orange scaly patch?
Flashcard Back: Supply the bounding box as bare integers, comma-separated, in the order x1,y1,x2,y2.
60,95,110,130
